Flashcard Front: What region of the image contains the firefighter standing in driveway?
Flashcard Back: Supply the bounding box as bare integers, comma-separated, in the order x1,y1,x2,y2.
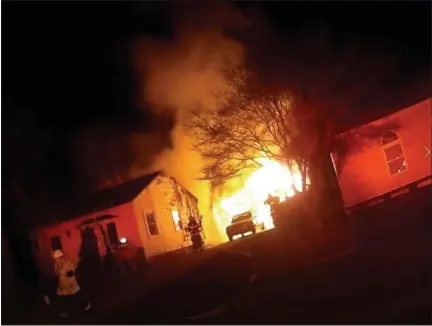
186,216,204,252
265,193,280,222
52,250,92,319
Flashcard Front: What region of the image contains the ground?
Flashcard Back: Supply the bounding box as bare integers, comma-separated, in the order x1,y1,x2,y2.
107,185,432,325
108,231,431,324
5,185,432,325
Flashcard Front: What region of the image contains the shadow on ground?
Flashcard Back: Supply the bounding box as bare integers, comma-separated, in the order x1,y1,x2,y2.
110,185,432,325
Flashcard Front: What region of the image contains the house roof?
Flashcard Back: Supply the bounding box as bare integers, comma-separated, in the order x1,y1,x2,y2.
65,170,161,220
33,170,202,231
338,96,431,134
169,177,199,202
337,73,431,133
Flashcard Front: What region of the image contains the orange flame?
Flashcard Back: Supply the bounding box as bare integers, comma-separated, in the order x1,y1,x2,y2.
213,158,305,240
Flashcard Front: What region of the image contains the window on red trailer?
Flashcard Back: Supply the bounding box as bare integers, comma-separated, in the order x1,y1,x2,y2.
381,131,407,176
381,131,399,146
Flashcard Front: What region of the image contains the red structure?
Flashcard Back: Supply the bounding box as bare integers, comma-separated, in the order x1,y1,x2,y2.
332,98,431,208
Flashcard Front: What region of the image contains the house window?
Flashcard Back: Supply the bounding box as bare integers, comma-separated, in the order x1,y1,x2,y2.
50,236,62,251
144,211,159,236
381,131,407,175
171,209,182,232
107,222,119,245
381,131,399,145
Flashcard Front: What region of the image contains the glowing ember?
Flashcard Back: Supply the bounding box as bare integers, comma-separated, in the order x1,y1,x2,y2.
213,158,305,240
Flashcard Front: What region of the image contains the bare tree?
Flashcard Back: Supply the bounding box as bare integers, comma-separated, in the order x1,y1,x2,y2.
188,27,401,218
279,32,400,217
188,68,309,192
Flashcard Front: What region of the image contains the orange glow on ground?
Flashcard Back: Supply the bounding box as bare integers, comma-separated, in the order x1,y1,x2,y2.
213,158,305,240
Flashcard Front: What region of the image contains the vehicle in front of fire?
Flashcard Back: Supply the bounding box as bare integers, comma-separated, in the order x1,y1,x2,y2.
226,211,264,242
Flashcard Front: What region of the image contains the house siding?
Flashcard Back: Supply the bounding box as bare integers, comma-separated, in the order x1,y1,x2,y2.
333,98,431,207
132,175,206,258
132,185,169,258
31,203,140,275
150,180,186,252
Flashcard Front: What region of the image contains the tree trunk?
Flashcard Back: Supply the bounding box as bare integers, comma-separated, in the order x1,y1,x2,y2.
308,148,345,222
307,146,354,253
300,162,308,192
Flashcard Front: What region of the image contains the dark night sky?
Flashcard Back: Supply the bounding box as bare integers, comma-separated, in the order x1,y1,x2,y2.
2,1,431,224
3,1,430,129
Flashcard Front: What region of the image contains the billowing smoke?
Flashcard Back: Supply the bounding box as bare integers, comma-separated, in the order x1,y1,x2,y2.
134,3,246,116
132,2,247,243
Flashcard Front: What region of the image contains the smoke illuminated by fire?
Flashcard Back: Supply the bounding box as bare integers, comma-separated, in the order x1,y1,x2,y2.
213,158,305,239
132,3,248,245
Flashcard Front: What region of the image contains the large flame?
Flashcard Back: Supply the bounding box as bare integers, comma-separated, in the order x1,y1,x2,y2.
213,158,305,239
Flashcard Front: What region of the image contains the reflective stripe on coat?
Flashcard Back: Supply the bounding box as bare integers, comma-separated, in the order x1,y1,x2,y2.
55,258,80,296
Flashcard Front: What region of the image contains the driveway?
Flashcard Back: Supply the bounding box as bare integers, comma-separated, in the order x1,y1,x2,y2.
109,186,432,324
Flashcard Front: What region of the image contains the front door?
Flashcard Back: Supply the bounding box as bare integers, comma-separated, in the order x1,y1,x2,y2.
78,227,102,279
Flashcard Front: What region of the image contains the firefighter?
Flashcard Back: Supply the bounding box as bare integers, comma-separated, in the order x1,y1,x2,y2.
52,250,92,319
186,216,204,252
265,193,280,207
265,193,280,221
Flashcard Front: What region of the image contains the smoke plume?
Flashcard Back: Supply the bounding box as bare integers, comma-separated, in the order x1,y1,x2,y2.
133,2,247,243
134,3,246,116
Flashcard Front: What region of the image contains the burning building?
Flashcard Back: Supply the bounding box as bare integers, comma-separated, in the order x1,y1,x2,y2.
30,171,213,276
212,158,307,241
